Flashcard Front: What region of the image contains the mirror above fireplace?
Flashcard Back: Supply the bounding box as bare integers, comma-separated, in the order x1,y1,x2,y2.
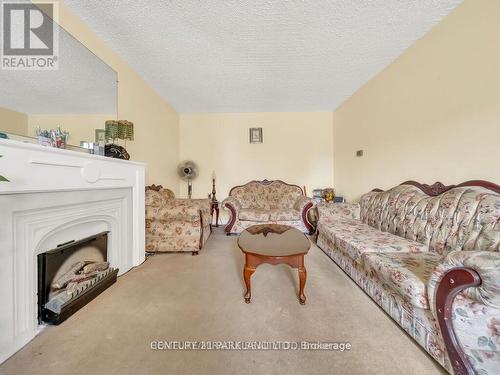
0,4,117,149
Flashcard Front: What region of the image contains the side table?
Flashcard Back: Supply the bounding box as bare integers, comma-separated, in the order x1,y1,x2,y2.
211,201,220,227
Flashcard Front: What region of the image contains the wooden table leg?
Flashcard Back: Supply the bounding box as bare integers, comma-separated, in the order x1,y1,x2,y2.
209,204,214,232
215,206,220,227
243,265,255,303
298,264,307,305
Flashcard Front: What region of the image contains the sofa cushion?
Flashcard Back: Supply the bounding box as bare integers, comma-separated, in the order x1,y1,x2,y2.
359,184,500,255
239,208,270,222
269,208,300,221
363,252,443,309
318,219,428,264
231,181,304,210
146,205,201,221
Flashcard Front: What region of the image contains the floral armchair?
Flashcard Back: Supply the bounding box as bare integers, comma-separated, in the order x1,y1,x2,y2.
222,180,315,234
145,185,212,255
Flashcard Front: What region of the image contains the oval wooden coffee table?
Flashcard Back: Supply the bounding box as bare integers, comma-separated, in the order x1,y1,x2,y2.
237,224,311,305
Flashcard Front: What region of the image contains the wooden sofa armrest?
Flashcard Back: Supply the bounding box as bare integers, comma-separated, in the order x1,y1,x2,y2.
429,251,500,310
294,196,315,234
434,267,481,375
222,197,241,234
429,251,500,375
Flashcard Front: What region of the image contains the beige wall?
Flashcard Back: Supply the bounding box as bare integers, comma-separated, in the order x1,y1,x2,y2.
57,2,180,190
179,112,334,212
0,107,28,135
333,0,500,202
27,114,113,145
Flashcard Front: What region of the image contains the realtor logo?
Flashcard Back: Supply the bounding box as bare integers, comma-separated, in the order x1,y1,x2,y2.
1,0,59,70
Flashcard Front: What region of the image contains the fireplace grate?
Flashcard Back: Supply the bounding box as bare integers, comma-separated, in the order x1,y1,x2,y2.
40,268,118,324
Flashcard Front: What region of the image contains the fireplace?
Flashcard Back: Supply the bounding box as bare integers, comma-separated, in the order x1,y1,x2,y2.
37,231,118,325
0,139,145,363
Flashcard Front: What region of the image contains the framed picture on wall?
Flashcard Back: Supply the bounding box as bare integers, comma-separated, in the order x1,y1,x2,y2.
95,129,106,143
249,127,263,143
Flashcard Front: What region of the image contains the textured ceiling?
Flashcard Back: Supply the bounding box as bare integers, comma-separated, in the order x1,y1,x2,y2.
64,0,462,113
0,20,117,115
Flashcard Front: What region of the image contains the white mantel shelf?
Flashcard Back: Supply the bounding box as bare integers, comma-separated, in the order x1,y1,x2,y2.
0,138,146,364
0,138,145,194
0,138,145,166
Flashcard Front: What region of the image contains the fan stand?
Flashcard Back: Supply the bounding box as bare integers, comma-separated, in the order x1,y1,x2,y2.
188,178,192,199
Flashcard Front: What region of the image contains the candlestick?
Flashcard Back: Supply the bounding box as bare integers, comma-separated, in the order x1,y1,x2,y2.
211,174,217,203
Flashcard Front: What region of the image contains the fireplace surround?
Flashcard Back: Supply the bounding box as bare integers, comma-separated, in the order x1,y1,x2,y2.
0,139,145,364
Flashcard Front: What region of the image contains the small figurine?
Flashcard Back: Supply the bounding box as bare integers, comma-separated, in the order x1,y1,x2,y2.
323,188,335,203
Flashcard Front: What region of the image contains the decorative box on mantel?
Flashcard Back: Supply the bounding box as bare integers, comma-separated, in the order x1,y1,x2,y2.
0,138,146,364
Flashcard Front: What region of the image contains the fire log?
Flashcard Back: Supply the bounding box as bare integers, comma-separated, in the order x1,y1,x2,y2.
51,261,87,289
83,261,109,274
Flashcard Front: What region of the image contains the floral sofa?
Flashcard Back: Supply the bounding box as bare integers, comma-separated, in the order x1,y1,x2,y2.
222,180,315,234
145,185,212,255
316,181,500,375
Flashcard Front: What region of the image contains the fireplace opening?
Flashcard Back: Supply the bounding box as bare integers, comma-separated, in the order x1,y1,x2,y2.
37,231,118,325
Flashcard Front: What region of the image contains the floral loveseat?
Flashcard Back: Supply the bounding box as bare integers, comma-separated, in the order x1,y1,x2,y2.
145,185,212,255
316,181,500,375
222,180,315,234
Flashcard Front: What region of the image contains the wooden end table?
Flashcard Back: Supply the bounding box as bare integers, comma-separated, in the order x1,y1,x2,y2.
237,224,311,305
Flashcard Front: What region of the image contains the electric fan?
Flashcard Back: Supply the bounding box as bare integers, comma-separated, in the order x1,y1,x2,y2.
177,160,199,199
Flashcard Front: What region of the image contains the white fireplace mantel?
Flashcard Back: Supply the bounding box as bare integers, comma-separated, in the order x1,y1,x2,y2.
0,139,146,364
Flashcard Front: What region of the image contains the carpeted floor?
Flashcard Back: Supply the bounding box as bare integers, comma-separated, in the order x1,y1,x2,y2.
0,229,445,375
